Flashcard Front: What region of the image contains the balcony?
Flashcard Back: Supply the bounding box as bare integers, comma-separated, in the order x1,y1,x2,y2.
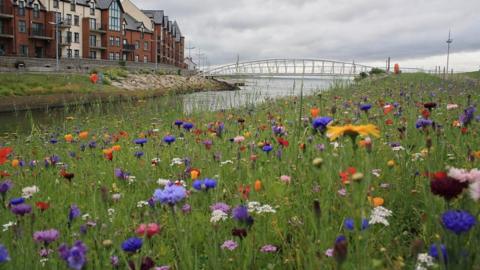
59,36,72,46
122,44,136,51
0,5,13,19
29,29,52,40
58,19,72,28
89,41,106,50
0,28,13,38
90,23,106,34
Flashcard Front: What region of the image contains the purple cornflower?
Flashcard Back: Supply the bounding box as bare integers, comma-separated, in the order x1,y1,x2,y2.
174,120,183,128
121,237,143,253
58,241,87,270
33,229,60,244
0,180,13,194
272,125,286,136
415,118,433,129
459,106,476,126
193,178,217,191
153,185,186,205
312,117,333,131
181,203,191,214
0,244,10,263
262,144,273,153
210,202,230,213
429,244,447,262
11,203,32,216
134,138,148,146
134,151,144,158
114,168,129,180
441,210,476,235
110,255,119,267
232,205,250,221
221,240,238,251
260,244,278,253
163,135,176,144
88,141,97,149
68,204,81,224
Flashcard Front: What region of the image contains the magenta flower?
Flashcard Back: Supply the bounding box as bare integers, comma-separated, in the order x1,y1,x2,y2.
221,240,238,251
260,244,278,253
33,229,60,244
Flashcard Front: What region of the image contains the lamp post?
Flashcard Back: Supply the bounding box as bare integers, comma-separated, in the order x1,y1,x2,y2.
48,20,60,71
446,30,453,76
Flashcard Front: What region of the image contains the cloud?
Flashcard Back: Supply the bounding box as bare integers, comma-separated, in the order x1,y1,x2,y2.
135,0,480,70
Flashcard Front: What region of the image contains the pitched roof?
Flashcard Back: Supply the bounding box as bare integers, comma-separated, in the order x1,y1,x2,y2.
142,10,164,25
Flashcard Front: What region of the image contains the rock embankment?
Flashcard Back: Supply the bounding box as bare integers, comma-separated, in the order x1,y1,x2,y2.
111,74,237,93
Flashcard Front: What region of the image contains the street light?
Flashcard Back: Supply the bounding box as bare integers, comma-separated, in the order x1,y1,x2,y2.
48,20,61,71
446,30,453,76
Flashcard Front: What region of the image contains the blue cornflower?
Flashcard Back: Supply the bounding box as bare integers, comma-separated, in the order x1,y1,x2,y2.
9,197,25,205
49,138,58,144
153,185,186,205
204,178,217,189
88,141,97,149
262,144,273,153
134,151,144,158
441,210,476,235
361,219,369,230
182,122,194,131
0,244,10,263
121,237,143,253
192,180,203,191
0,180,13,194
174,120,183,128
163,135,176,144
344,218,354,230
134,138,147,146
429,244,447,262
312,117,333,131
359,104,372,111
459,106,476,126
58,241,87,270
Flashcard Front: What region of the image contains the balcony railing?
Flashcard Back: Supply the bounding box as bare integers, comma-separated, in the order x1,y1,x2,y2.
30,29,52,40
123,44,136,51
0,5,13,18
90,23,106,33
89,41,106,49
0,27,13,37
60,36,72,46
56,18,72,28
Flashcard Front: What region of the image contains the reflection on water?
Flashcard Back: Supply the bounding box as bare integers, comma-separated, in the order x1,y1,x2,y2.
0,77,344,135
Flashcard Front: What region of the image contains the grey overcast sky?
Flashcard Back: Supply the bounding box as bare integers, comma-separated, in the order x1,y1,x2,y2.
137,0,480,71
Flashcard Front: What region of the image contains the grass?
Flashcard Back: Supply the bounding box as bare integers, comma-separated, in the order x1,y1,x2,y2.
0,73,479,269
459,71,480,80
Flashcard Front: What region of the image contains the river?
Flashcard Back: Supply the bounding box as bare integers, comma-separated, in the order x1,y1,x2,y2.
0,77,345,135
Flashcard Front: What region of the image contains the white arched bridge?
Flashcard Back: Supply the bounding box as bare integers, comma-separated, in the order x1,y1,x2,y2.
202,58,429,78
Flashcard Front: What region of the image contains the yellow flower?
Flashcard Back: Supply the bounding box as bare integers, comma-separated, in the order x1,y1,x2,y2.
326,124,380,141
387,160,395,167
11,159,19,167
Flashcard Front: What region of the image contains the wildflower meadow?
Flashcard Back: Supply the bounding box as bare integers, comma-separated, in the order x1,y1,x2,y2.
0,73,479,269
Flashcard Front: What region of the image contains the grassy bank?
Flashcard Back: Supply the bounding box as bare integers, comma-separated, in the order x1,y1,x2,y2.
0,73,479,269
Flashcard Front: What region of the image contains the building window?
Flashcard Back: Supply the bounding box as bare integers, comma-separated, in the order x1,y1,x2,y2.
74,16,79,26
54,12,61,24
135,55,138,62
109,52,114,60
123,39,127,45
109,36,114,46
74,50,79,58
135,41,139,50
18,21,26,33
66,14,72,25
89,18,96,30
31,23,43,35
144,41,148,50
89,2,95,15
53,0,59,8
115,37,120,47
89,50,96,59
115,52,119,60
89,35,96,47
70,0,76,12
18,1,25,16
143,56,147,63
74,32,79,43
141,29,144,39
67,49,72,58
33,4,40,18
108,0,121,31
19,45,28,56
66,31,72,43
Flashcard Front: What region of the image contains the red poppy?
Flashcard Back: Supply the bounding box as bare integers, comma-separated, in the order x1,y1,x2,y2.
385,119,394,125
60,169,75,181
238,184,250,200
36,201,50,211
421,109,430,119
0,147,13,165
277,137,289,147
461,127,468,134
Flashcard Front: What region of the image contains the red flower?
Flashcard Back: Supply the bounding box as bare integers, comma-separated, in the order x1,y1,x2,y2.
0,170,10,178
36,201,50,211
60,169,75,181
430,171,468,200
385,119,394,125
238,184,251,200
421,109,430,119
136,223,161,238
0,147,13,165
277,137,289,147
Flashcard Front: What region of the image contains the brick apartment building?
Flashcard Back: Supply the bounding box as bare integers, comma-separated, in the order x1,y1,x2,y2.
0,0,186,68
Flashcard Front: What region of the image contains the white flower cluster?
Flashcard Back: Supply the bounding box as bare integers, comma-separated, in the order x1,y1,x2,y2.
136,200,150,208
369,206,393,226
247,201,276,214
2,221,16,232
22,185,40,198
415,253,435,270
170,158,184,166
210,210,228,224
107,208,115,222
220,160,234,166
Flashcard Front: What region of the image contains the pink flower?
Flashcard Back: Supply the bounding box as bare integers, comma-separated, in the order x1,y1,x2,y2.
233,136,245,143
470,182,480,201
446,104,459,110
324,248,334,257
337,188,347,196
260,244,277,253
136,223,160,238
221,240,238,251
447,167,480,183
280,175,291,184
